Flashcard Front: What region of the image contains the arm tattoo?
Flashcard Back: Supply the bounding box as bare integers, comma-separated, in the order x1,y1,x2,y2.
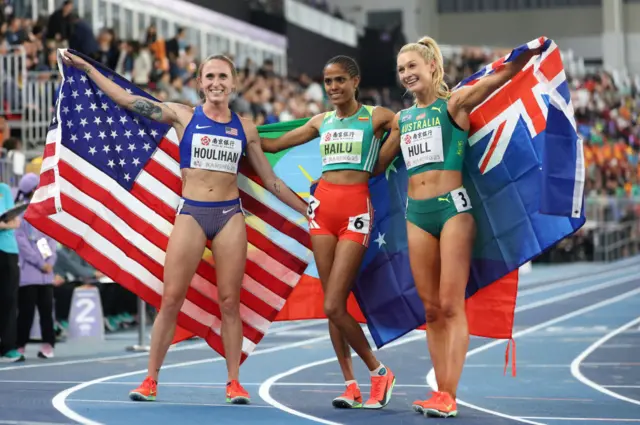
131,99,163,120
273,180,281,194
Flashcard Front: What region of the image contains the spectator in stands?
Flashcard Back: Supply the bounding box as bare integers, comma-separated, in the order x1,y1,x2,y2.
131,42,153,87
95,28,119,70
45,0,73,42
14,172,58,359
4,16,23,45
0,180,21,362
164,26,185,60
67,12,98,58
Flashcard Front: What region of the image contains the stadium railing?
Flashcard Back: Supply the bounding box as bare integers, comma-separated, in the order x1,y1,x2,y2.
20,0,288,75
0,148,24,187
0,45,27,124
584,195,640,262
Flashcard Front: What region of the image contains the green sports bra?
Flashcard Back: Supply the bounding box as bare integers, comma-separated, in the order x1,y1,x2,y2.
397,98,468,177
318,105,382,174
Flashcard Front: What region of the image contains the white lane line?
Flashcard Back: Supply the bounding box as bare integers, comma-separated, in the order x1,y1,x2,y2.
0,320,326,372
0,342,207,372
604,385,640,389
518,257,640,288
257,285,640,425
426,287,640,425
516,274,639,313
66,398,275,408
520,417,640,422
5,379,431,388
258,334,425,425
51,334,332,425
0,421,74,425
570,315,640,406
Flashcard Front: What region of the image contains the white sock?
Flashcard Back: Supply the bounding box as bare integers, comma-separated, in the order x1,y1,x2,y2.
370,362,387,377
345,380,358,388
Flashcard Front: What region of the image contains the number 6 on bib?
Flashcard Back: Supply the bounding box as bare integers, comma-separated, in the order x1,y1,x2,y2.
348,212,370,234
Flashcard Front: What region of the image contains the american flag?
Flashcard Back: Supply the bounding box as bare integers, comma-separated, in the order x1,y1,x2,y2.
25,49,313,361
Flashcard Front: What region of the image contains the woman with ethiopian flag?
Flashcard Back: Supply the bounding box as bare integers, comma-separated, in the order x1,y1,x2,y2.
261,55,397,410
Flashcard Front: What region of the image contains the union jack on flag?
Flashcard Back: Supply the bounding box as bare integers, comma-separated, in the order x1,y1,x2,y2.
25,49,313,361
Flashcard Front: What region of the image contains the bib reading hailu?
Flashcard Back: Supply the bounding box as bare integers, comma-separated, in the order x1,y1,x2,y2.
179,106,247,174
318,105,381,174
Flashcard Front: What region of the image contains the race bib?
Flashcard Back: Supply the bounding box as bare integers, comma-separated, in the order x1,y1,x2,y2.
347,212,370,235
401,126,444,169
190,133,242,174
451,187,472,212
307,195,320,219
176,198,185,215
320,129,364,165
36,237,53,260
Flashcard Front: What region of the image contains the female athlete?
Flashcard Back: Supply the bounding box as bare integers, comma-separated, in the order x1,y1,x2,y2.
375,37,541,417
261,56,397,410
61,50,308,404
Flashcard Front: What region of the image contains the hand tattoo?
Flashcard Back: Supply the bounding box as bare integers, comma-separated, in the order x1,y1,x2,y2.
131,99,163,120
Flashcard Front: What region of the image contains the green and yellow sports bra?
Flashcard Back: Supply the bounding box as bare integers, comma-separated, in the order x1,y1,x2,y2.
397,98,468,176
318,104,381,174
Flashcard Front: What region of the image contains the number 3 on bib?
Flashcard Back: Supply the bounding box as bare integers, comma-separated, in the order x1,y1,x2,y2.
452,187,472,213
348,212,370,234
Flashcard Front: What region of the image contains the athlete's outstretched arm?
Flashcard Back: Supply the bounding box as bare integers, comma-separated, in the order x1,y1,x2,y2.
373,106,397,133
260,114,323,153
450,47,542,115
60,50,190,126
372,111,401,176
243,119,308,217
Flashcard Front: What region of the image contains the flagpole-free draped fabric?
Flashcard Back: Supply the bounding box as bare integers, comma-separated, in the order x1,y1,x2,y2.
24,49,314,362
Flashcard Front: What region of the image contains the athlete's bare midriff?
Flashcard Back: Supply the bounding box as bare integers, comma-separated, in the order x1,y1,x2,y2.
408,169,463,200
181,168,240,202
174,111,242,202
321,169,371,185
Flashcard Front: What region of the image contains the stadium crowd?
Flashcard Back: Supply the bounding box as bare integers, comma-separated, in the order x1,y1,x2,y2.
0,0,638,361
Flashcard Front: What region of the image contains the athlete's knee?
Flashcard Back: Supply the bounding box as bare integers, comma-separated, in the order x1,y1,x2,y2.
423,299,442,323
439,295,465,320
161,290,186,316
323,297,347,322
219,293,240,317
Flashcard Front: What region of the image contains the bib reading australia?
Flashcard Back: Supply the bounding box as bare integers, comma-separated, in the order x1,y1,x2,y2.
320,129,364,165
190,133,242,173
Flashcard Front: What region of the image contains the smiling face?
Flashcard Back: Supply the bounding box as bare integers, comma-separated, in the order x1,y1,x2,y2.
323,62,359,107
397,50,436,96
198,57,236,105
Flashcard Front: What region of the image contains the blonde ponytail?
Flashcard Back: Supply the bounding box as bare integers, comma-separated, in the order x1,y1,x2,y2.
399,36,450,101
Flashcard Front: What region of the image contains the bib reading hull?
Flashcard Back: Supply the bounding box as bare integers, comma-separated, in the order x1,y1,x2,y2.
180,106,247,174
398,98,468,177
